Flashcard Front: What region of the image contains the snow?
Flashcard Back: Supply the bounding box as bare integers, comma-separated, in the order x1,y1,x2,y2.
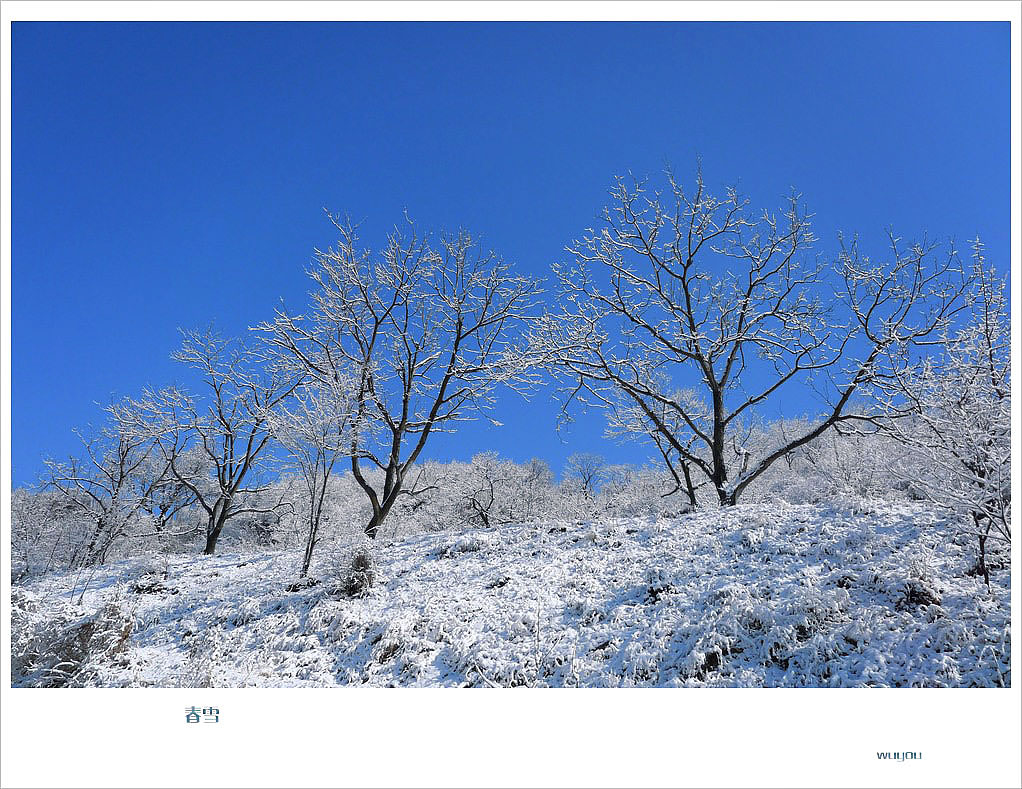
11,500,1010,688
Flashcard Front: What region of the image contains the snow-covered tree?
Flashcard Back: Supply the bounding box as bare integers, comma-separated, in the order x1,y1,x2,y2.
262,214,540,539
41,406,155,568
596,464,683,518
563,452,606,502
265,377,354,576
505,458,557,523
448,453,558,528
879,244,1010,584
40,400,199,572
456,452,507,529
533,167,969,505
123,328,302,555
606,385,709,507
11,488,89,580
132,445,203,543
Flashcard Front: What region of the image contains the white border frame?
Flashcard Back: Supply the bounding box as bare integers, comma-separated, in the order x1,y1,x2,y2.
2,4,1019,788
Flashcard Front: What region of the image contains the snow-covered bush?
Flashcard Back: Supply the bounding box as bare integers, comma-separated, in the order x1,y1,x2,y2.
178,626,233,688
12,590,134,687
331,542,377,598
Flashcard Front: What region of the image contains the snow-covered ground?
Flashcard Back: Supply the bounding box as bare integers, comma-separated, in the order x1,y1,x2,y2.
11,500,1010,687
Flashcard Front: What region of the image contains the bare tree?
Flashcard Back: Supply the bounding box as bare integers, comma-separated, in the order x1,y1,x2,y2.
265,377,354,577
878,243,1010,585
563,452,606,501
44,403,169,570
503,457,556,523
262,215,540,539
125,328,301,554
457,452,502,529
534,167,969,505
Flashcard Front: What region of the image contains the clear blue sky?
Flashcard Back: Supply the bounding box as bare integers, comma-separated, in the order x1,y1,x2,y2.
11,22,1010,488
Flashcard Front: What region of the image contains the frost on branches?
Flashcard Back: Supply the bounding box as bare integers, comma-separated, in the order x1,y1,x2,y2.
11,170,1011,688
530,168,969,506
260,215,541,541
878,242,1010,585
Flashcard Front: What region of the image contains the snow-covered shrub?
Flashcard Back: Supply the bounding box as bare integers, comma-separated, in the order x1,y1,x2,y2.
225,597,263,627
333,543,376,598
130,571,176,596
352,456,562,538
595,465,691,519
734,422,921,506
178,626,231,688
433,534,493,558
438,454,559,530
12,591,134,687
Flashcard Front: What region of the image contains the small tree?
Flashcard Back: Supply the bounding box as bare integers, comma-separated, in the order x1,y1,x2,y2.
505,458,556,523
879,244,1010,585
563,452,606,501
534,167,969,505
456,452,553,529
13,488,96,580
458,452,505,529
262,215,540,539
266,377,354,577
125,328,301,555
43,404,168,570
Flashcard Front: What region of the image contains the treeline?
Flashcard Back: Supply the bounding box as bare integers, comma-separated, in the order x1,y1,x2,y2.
13,166,1010,584
11,426,943,580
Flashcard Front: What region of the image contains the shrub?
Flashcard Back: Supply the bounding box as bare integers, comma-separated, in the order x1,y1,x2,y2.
12,592,134,687
334,543,376,598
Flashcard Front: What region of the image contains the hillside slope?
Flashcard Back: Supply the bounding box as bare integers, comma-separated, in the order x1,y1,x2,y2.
11,501,1011,687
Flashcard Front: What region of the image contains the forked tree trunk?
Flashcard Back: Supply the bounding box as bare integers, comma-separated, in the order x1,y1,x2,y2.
301,524,318,577
203,499,231,555
361,466,404,539
364,501,393,540
301,499,324,577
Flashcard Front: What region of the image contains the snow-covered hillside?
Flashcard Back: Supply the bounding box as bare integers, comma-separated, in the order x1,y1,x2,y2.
12,501,1010,688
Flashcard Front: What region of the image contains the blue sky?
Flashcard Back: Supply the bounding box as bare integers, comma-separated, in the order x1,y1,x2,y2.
11,22,1010,487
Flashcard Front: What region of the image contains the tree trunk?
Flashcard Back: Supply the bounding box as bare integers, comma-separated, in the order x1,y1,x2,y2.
973,512,991,589
301,532,317,577
710,390,732,506
203,499,231,555
363,468,404,540
77,516,107,569
681,462,698,508
365,506,389,540
301,510,320,577
364,491,401,540
298,484,327,576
